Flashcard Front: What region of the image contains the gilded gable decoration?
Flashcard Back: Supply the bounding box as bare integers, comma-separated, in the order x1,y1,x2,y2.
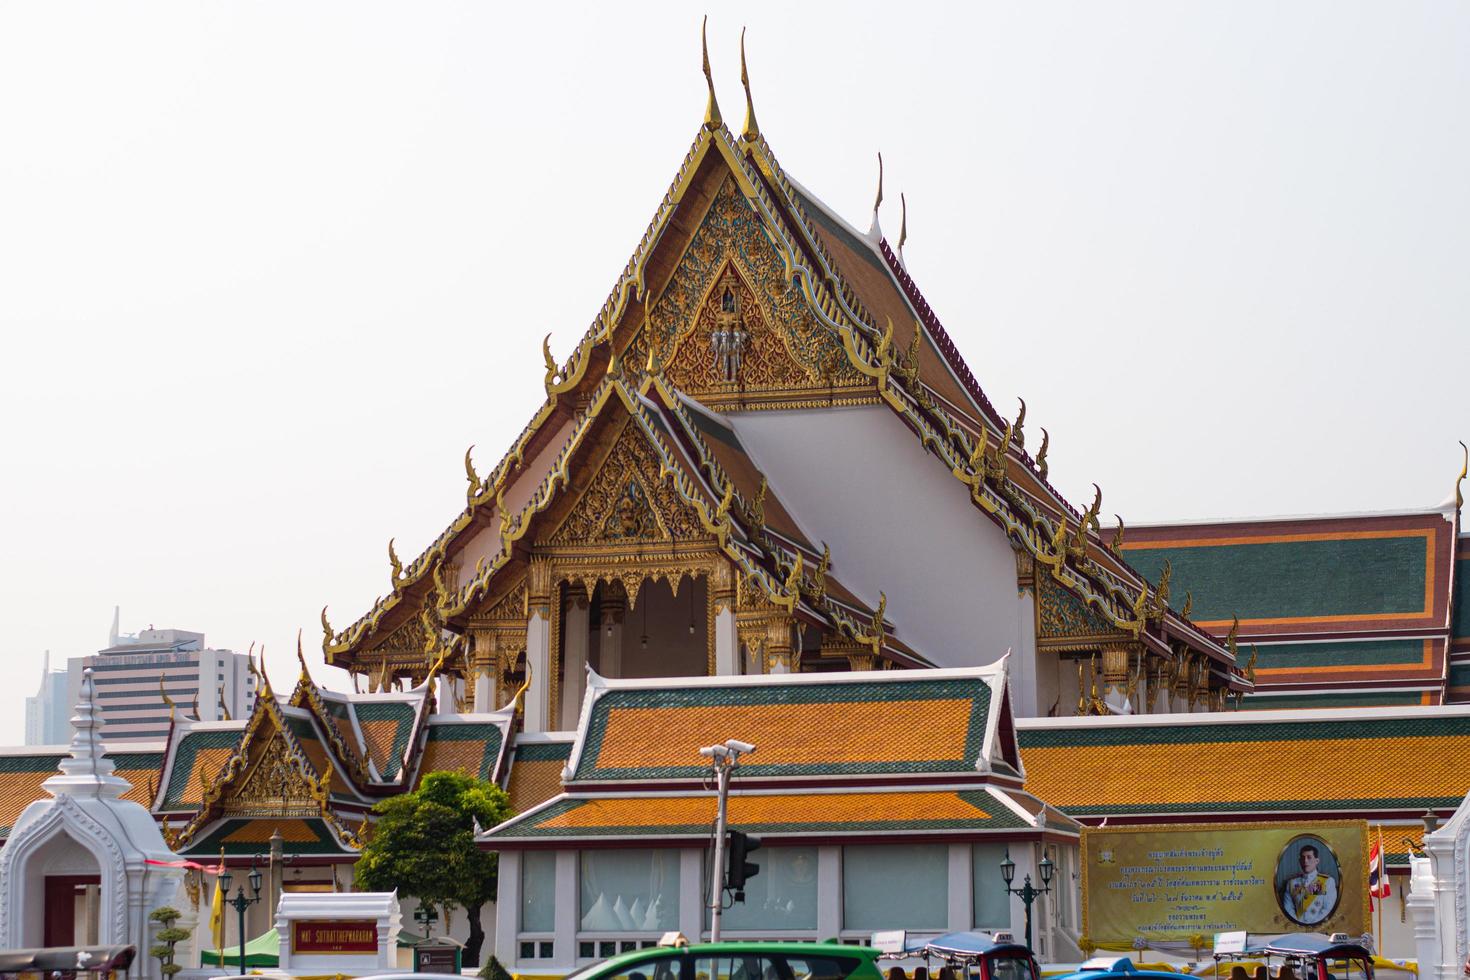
632,178,868,410
547,421,705,547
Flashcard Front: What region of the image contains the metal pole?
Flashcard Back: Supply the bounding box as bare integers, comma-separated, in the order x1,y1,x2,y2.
236,893,247,976
1023,891,1032,953
708,759,732,942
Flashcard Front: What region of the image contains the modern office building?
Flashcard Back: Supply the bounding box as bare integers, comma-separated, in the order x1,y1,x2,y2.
23,652,70,746
42,611,258,743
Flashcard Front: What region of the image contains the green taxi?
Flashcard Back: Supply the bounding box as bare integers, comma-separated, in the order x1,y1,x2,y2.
562,941,885,980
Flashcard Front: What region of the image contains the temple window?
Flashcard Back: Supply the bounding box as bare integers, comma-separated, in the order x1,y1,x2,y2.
521,850,556,935
703,845,818,932
971,842,1011,928
578,849,680,934
841,844,948,931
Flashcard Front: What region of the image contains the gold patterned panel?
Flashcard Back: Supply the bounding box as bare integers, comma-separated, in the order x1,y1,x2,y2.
221,734,321,818
629,176,869,411
546,421,707,546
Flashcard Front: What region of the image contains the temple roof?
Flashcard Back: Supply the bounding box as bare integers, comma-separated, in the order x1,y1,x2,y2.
152,660,515,855
486,661,1075,847
1450,533,1470,701
1118,509,1459,704
0,745,161,841
482,785,1071,846
323,107,1238,679
1016,705,1470,821
564,664,1020,785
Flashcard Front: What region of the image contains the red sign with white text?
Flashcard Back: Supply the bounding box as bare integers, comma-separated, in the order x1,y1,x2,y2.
291,919,378,954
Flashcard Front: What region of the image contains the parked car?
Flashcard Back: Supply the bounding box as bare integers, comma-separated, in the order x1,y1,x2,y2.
1049,957,1184,980
557,940,886,980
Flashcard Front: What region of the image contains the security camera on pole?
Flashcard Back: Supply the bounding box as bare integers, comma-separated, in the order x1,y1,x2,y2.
699,738,760,942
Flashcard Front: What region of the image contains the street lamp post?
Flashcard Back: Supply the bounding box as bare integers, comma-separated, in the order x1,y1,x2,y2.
1000,848,1054,952
218,860,264,976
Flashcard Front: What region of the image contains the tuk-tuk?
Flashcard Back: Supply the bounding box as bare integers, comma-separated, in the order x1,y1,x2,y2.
0,945,136,977
883,930,1041,980
1214,934,1374,980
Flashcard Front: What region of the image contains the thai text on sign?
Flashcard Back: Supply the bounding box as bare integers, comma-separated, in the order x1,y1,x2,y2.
1081,821,1367,945
291,919,379,954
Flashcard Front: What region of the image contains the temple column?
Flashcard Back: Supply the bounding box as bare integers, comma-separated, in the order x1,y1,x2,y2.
1174,655,1194,713
524,558,554,733
471,630,498,712
561,586,590,729
1100,646,1131,713
600,587,625,679
712,563,739,675
766,619,794,674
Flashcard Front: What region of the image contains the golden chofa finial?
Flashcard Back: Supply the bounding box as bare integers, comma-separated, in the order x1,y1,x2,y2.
701,16,722,130
739,27,758,141
897,193,908,263
868,152,884,238
1456,440,1467,511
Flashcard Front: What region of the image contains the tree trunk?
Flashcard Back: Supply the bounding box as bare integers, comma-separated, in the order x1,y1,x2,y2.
466,902,485,967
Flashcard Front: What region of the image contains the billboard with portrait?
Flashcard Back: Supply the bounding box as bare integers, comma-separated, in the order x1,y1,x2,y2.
1081,821,1366,945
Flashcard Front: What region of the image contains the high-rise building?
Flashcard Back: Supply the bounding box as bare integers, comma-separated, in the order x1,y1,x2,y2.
60,610,257,743
23,652,71,746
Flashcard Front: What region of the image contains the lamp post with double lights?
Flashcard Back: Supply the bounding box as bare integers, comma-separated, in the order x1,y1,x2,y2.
219,859,264,975
1000,848,1054,952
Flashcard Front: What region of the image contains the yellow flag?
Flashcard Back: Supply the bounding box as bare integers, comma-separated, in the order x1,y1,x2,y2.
210,872,225,960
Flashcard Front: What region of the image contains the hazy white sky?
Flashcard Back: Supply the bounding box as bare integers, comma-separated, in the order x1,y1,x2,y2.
2,2,1466,743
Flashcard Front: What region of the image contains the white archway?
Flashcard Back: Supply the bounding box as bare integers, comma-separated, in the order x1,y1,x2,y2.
0,669,184,976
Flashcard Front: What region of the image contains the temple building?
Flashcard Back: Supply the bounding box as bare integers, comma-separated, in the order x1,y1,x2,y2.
2,30,1469,969
318,40,1252,730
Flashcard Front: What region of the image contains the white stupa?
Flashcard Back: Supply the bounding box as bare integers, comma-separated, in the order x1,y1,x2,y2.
0,667,185,973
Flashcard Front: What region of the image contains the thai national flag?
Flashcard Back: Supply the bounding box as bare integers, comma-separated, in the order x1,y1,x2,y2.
1368,839,1391,910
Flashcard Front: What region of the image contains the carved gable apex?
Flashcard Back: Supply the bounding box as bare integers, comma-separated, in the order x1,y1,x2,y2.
222,729,322,818
546,421,707,547
630,176,869,411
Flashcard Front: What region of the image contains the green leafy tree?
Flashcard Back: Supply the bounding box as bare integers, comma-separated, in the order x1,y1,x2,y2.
148,906,192,978
480,954,514,980
354,770,512,966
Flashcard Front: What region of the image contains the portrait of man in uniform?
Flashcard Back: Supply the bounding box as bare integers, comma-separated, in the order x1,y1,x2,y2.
1277,836,1341,926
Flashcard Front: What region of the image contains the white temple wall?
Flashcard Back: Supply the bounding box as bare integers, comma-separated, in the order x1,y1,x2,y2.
730,406,1023,674
494,840,1081,975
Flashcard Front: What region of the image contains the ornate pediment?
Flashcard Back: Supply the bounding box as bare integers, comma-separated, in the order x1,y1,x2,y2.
630,176,869,410
546,422,707,547
221,731,322,818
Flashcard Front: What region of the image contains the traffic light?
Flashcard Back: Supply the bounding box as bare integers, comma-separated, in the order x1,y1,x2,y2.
726,829,762,899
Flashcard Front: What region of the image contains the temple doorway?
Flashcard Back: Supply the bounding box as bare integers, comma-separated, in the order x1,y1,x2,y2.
585,576,709,680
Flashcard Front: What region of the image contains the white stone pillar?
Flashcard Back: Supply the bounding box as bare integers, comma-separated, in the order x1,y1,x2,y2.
554,851,578,972
711,565,739,676
472,631,502,712
494,851,520,971
816,846,842,940
561,592,590,730
523,558,555,734
948,844,972,932
714,608,739,675
680,848,705,940
525,612,551,734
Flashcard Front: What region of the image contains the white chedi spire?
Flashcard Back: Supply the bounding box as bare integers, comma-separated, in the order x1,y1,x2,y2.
44,668,132,800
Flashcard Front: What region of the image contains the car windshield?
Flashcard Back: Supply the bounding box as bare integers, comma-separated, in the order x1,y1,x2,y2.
989,956,1036,980
564,951,673,980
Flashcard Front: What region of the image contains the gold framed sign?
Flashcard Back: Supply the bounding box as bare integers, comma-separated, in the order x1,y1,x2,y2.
1081,821,1368,944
